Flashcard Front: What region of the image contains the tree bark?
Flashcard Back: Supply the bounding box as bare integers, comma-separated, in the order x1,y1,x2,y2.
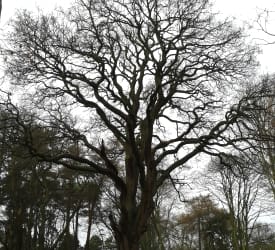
84,200,94,250
115,231,140,250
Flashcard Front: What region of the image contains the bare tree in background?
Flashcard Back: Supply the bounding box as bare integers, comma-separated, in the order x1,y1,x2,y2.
243,76,275,199
203,155,264,250
1,0,257,249
256,8,275,45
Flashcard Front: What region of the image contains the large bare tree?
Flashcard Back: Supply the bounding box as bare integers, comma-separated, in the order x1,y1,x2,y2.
2,0,257,249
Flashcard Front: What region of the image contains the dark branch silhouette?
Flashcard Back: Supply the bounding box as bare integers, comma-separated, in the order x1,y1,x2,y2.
1,0,258,249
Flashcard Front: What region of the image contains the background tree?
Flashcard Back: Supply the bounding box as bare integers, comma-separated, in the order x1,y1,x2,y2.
242,76,275,199
201,155,266,250
1,0,257,249
249,223,275,250
87,235,104,250
178,195,231,250
255,8,275,45
0,110,103,249
140,182,178,250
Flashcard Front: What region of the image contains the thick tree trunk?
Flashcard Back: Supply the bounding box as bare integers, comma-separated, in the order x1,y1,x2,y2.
112,223,140,250
110,141,156,250
110,205,143,250
117,237,139,250
111,193,155,250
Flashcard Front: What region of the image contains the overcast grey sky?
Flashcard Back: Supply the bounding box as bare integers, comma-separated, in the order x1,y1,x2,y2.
1,0,275,73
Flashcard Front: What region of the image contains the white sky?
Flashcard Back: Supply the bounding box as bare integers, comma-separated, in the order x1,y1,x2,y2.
214,0,275,73
1,0,275,73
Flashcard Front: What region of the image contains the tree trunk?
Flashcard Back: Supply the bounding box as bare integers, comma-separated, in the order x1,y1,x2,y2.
38,207,46,250
110,208,143,250
84,199,96,250
111,197,154,250
74,208,79,250
116,235,140,250
110,145,156,250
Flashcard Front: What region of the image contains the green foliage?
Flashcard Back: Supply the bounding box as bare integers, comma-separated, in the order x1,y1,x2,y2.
86,235,103,250
0,111,102,249
58,233,79,250
178,196,231,250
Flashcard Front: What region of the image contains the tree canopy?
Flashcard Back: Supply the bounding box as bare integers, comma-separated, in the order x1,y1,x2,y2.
0,0,266,249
